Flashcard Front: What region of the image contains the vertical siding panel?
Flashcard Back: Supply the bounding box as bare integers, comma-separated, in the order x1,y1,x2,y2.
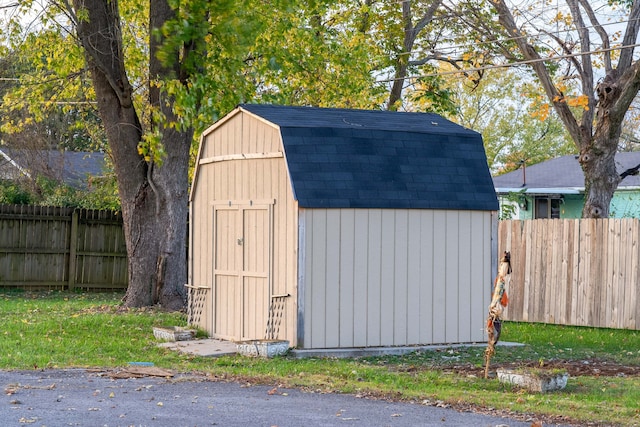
284,154,298,345
419,210,434,344
457,211,472,342
324,210,341,348
353,210,369,347
432,210,446,343
205,182,214,332
479,213,493,341
367,210,382,347
298,210,308,348
380,210,396,346
309,210,327,348
393,210,409,345
339,210,355,347
444,211,459,343
302,209,313,347
372,209,396,345
406,210,422,344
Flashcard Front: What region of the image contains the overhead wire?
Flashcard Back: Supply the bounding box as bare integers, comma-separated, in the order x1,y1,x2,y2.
372,11,638,63
377,41,640,83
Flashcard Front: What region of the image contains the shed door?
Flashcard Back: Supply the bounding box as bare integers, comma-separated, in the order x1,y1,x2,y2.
212,202,272,341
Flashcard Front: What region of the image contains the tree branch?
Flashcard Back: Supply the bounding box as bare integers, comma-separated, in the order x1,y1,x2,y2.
413,1,441,37
542,30,584,80
566,0,595,135
70,0,133,108
493,0,583,145
617,0,640,71
386,0,443,110
620,163,640,180
577,0,611,73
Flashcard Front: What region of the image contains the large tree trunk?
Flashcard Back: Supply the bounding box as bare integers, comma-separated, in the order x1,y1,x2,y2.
73,0,187,309
579,142,619,218
579,121,621,218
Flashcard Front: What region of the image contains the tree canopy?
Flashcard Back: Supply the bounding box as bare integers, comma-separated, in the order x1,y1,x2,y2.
2,0,639,307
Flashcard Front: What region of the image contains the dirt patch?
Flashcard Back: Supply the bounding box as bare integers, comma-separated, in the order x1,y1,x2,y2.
452,358,640,378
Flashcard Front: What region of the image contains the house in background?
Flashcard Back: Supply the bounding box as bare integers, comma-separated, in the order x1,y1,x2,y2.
492,152,640,219
189,104,498,350
0,148,106,189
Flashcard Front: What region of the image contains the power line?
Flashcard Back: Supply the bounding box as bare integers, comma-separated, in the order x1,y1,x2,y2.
377,41,640,83
377,13,638,61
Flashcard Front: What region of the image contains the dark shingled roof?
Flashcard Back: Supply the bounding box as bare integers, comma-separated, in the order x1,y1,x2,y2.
492,153,640,191
240,104,498,211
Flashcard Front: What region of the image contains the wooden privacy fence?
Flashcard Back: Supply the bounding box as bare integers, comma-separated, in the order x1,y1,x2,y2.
0,204,127,290
499,219,640,330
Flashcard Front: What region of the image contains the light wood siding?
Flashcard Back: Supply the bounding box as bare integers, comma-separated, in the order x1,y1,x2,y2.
500,219,640,330
300,208,492,349
189,111,299,345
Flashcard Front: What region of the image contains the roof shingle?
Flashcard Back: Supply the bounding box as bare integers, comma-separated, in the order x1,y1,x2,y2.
492,153,640,191
240,104,498,211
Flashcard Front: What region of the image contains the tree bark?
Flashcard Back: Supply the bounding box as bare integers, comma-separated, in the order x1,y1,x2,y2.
72,0,187,309
492,0,640,218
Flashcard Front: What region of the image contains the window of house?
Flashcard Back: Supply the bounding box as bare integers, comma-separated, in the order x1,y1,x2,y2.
534,197,561,219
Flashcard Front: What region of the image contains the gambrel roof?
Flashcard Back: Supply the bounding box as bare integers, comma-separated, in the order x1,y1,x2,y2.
239,104,498,211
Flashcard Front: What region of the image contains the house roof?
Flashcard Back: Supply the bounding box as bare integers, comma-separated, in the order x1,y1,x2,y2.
0,149,106,188
239,104,498,210
492,153,640,194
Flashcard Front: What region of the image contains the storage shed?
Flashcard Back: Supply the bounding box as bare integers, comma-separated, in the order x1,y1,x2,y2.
188,104,499,350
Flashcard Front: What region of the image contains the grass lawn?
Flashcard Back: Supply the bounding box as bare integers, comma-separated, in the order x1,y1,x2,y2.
1,290,639,426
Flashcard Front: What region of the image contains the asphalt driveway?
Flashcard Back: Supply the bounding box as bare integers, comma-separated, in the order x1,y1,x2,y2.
0,369,573,427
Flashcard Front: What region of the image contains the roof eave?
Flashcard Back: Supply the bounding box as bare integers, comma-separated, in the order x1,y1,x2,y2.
495,187,583,195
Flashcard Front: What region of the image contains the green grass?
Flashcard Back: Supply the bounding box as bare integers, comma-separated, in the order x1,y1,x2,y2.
1,290,639,426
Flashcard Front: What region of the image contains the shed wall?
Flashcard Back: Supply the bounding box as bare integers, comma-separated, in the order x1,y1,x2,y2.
189,111,299,345
299,208,492,349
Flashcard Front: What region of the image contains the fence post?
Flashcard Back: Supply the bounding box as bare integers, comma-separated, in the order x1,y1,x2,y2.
68,210,78,290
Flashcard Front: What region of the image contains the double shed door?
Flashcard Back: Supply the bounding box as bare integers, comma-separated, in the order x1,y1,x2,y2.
212,201,273,341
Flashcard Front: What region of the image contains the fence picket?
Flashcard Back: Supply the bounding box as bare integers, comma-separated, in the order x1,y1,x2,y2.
0,204,127,291
501,218,640,330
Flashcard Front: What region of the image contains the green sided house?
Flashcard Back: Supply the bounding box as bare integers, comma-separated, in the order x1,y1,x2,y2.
493,153,640,219
188,104,499,350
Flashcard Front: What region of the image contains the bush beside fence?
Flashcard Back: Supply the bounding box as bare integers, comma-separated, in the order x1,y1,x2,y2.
0,204,127,291
499,219,640,330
